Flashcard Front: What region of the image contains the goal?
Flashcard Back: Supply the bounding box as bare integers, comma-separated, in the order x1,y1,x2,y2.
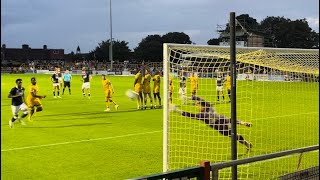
163,43,319,179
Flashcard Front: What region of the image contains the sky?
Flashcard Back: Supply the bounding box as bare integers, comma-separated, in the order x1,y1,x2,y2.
1,0,319,53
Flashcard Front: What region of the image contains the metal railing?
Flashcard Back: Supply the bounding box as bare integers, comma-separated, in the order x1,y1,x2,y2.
131,145,319,180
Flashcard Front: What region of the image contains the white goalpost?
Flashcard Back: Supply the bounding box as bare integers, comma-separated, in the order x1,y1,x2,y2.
163,43,319,179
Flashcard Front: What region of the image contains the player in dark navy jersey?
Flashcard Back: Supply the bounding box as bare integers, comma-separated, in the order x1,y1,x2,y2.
216,73,225,102
178,71,187,104
8,79,28,128
81,70,92,98
51,68,61,98
170,95,253,152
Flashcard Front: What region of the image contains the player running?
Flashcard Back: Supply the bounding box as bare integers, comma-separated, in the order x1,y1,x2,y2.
8,79,28,128
170,95,253,152
26,77,46,122
153,71,161,108
134,70,143,109
102,74,119,111
142,69,153,109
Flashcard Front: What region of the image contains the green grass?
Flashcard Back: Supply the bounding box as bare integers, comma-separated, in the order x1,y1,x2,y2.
1,74,319,179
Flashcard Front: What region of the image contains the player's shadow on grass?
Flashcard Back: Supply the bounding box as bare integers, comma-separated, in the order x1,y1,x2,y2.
24,122,112,128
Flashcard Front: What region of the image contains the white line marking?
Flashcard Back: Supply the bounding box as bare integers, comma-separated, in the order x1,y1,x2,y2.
1,130,162,152
251,112,318,121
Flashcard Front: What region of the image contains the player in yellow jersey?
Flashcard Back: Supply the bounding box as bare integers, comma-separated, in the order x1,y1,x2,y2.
189,72,198,105
169,74,173,104
134,70,143,109
142,70,153,109
102,74,119,111
226,72,231,102
189,72,198,96
26,77,46,121
153,71,161,108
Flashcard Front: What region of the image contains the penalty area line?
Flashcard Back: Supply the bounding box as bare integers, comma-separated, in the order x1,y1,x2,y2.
1,130,162,152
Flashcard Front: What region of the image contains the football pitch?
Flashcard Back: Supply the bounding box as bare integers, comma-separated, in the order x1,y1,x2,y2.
1,74,319,179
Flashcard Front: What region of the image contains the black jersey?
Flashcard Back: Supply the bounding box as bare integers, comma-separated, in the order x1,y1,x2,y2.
52,73,59,83
216,75,224,87
9,87,25,106
82,73,90,83
58,72,62,78
180,76,186,88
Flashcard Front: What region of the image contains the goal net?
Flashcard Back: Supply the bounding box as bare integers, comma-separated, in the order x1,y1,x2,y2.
163,43,319,179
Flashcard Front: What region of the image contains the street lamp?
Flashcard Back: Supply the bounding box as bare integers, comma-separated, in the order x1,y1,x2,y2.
109,0,113,71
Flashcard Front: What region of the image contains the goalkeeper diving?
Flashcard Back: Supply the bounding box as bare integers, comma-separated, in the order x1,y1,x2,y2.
171,95,253,152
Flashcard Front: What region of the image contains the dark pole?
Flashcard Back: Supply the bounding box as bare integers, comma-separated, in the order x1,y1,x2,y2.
109,0,113,71
230,12,237,180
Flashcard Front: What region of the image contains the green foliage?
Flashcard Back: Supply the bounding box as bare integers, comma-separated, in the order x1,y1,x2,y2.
88,39,131,61
207,38,219,45
260,16,319,48
134,32,192,62
210,14,319,49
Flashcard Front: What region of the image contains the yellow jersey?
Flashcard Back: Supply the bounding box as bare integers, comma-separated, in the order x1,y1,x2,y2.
153,74,161,93
134,72,143,93
190,76,198,90
169,75,173,93
26,84,41,107
226,75,231,90
143,74,151,93
102,79,112,91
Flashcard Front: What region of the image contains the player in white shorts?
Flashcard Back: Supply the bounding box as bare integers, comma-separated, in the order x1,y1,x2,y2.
51,68,61,98
81,70,92,99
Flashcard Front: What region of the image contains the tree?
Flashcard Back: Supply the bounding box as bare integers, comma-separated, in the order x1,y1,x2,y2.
207,38,220,45
134,35,163,62
260,16,319,48
134,32,193,62
162,32,192,44
88,39,131,61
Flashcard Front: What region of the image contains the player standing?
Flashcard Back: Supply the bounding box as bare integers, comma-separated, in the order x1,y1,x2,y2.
169,74,173,104
189,72,198,105
226,72,231,102
27,77,46,121
57,67,64,88
51,68,61,98
153,71,161,108
8,79,28,128
178,71,187,104
62,69,72,95
216,72,225,102
142,70,153,109
134,70,143,109
102,74,119,111
81,70,92,99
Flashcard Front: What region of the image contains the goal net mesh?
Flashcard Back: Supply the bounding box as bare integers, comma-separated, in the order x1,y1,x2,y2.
163,44,319,179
